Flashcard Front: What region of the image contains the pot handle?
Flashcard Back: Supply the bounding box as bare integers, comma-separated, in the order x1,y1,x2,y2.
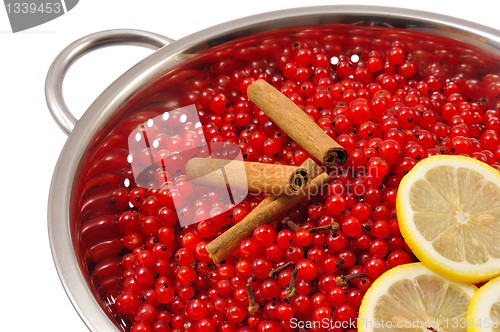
45,29,174,136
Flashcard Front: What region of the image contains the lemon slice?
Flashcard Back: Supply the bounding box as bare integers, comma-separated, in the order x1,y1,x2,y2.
358,263,477,332
396,155,500,283
467,276,500,332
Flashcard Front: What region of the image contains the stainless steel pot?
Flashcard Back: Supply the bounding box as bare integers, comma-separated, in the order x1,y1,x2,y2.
47,5,500,332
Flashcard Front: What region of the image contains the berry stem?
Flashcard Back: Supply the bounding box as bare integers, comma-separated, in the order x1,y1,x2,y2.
246,283,260,315
286,268,299,299
281,217,301,231
335,273,367,286
309,221,340,234
269,261,294,278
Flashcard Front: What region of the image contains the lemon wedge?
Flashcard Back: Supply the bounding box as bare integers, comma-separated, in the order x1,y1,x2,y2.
358,263,477,332
467,276,500,332
396,155,500,283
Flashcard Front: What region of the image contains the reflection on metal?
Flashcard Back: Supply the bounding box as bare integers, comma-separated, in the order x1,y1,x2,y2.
352,21,394,27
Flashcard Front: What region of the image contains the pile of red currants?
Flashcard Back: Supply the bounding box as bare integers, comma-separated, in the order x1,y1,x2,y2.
84,25,500,332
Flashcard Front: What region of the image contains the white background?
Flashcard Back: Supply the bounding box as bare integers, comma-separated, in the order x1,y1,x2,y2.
1,1,499,331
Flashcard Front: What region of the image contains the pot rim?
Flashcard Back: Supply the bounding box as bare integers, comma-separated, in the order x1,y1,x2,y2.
48,5,500,332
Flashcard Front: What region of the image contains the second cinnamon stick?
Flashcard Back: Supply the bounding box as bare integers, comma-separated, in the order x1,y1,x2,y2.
205,158,330,264
247,79,348,166
186,158,311,195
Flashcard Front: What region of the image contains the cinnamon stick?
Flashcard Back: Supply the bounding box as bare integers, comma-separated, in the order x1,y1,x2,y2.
186,158,311,195
247,79,347,166
206,158,330,264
